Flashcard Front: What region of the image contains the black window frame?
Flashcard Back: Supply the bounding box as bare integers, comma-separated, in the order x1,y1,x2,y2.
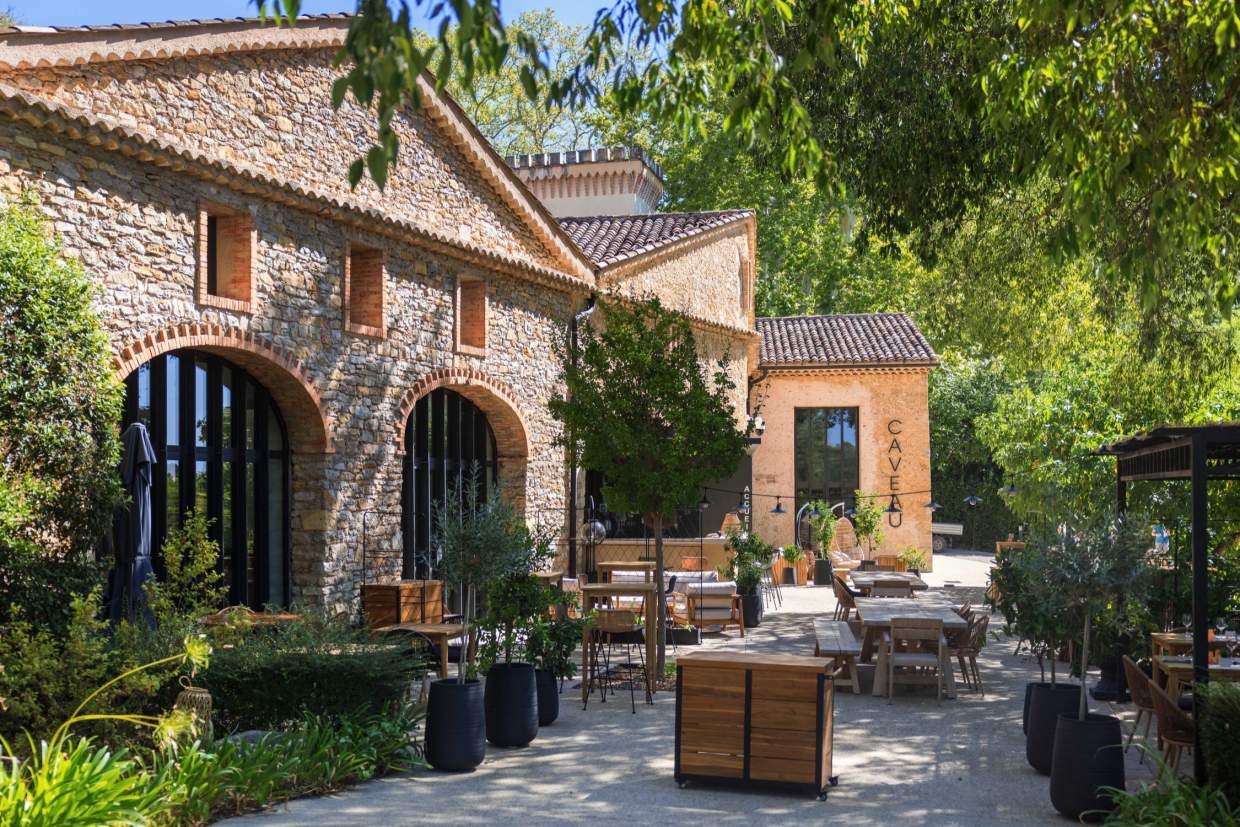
401,388,499,579
122,348,292,609
794,406,860,516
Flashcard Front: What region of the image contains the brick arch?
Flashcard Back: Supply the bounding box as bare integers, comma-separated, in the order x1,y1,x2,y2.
395,368,530,461
112,321,334,454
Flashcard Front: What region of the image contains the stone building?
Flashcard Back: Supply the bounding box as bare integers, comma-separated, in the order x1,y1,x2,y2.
0,16,757,612
750,314,939,563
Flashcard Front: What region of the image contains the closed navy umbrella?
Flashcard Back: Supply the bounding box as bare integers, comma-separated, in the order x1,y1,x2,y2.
108,421,156,627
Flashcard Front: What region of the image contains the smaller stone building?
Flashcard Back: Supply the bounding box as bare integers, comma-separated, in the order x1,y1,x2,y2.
751,314,938,563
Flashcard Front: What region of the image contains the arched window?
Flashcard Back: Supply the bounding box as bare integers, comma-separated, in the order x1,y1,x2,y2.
402,388,498,578
122,349,291,609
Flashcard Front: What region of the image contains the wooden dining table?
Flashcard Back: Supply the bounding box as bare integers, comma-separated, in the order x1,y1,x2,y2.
853,596,969,699
849,572,929,595
580,581,658,704
374,622,469,680
595,560,657,583
1153,655,1240,698
1151,631,1237,657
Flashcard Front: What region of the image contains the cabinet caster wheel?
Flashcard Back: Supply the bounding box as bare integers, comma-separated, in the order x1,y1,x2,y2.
677,781,688,789
817,792,828,801
829,775,839,787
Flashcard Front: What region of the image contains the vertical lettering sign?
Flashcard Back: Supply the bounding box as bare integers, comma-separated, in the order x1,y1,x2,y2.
886,420,903,528
742,485,752,532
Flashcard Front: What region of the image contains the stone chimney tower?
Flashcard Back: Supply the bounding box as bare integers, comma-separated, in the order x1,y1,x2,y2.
505,146,664,217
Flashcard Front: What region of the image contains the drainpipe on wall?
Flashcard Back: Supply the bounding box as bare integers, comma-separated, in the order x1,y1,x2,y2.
566,295,597,578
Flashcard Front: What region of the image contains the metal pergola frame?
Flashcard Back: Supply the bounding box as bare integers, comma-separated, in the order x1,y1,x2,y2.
1095,422,1240,782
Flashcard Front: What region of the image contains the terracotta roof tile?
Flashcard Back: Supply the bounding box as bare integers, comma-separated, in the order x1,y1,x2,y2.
558,210,753,269
0,14,351,35
758,314,937,367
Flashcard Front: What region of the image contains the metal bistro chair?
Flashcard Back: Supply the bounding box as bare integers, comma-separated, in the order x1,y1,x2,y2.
584,608,650,714
763,556,783,609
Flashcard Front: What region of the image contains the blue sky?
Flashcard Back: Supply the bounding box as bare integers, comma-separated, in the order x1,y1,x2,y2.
7,1,597,28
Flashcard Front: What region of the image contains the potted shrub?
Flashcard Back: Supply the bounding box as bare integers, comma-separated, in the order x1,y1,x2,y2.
781,544,803,585
1044,512,1151,820
1001,545,1081,774
477,572,551,747
423,474,529,771
897,545,928,576
525,590,588,727
809,502,835,586
725,530,772,628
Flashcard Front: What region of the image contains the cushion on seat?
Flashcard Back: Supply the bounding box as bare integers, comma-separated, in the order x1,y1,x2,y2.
690,607,739,621
684,580,737,597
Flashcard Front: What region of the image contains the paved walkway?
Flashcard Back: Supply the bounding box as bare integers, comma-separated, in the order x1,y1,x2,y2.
226,550,1150,826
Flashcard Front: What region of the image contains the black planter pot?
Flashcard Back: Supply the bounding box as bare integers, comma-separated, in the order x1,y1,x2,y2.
814,558,833,586
1023,682,1052,735
1090,655,1130,703
781,567,796,585
741,591,762,628
535,668,559,727
666,626,700,646
1026,682,1083,774
1049,713,1125,821
424,678,486,772
484,662,538,748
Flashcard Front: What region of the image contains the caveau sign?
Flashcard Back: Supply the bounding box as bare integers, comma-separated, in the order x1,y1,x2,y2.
886,419,903,527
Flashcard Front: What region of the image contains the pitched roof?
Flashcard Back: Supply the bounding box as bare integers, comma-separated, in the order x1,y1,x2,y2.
0,16,596,285
757,314,938,368
559,210,753,269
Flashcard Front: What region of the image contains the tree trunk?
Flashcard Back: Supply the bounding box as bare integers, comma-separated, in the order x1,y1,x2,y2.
653,513,667,674
1050,633,1056,686
1078,615,1091,721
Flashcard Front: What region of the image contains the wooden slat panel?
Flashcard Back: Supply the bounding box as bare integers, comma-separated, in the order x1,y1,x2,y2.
680,752,743,778
750,728,817,762
678,650,833,675
750,756,817,784
680,727,744,754
751,671,820,702
751,699,816,731
681,704,744,728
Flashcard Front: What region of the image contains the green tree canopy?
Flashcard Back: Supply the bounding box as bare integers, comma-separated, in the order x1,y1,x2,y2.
0,200,123,628
549,297,749,667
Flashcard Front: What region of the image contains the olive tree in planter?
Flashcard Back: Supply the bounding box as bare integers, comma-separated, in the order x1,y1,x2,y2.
851,492,884,559
550,297,750,672
525,591,589,727
424,474,530,771
1043,511,1152,820
476,572,555,747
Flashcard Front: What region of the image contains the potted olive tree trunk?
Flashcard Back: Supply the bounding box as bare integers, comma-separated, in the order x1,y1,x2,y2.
1044,512,1151,820
424,472,530,772
999,545,1081,774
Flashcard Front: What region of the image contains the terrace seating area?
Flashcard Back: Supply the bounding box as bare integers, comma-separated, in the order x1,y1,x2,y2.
225,548,1174,827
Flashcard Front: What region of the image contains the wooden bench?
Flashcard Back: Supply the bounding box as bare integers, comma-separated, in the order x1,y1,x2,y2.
814,619,862,696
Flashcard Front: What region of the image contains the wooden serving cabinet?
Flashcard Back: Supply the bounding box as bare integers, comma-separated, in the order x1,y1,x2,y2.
361,580,443,628
675,650,836,799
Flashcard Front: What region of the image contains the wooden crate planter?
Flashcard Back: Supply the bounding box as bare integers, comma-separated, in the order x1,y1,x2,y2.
675,651,837,799
361,580,443,628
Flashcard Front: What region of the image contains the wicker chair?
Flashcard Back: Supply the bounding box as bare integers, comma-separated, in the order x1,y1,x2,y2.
1149,679,1195,778
1122,655,1156,761
952,613,990,695
886,617,945,703
832,575,858,620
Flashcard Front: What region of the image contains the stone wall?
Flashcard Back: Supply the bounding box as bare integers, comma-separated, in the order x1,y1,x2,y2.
0,114,575,612
1,48,567,274
606,227,750,331
750,368,934,564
